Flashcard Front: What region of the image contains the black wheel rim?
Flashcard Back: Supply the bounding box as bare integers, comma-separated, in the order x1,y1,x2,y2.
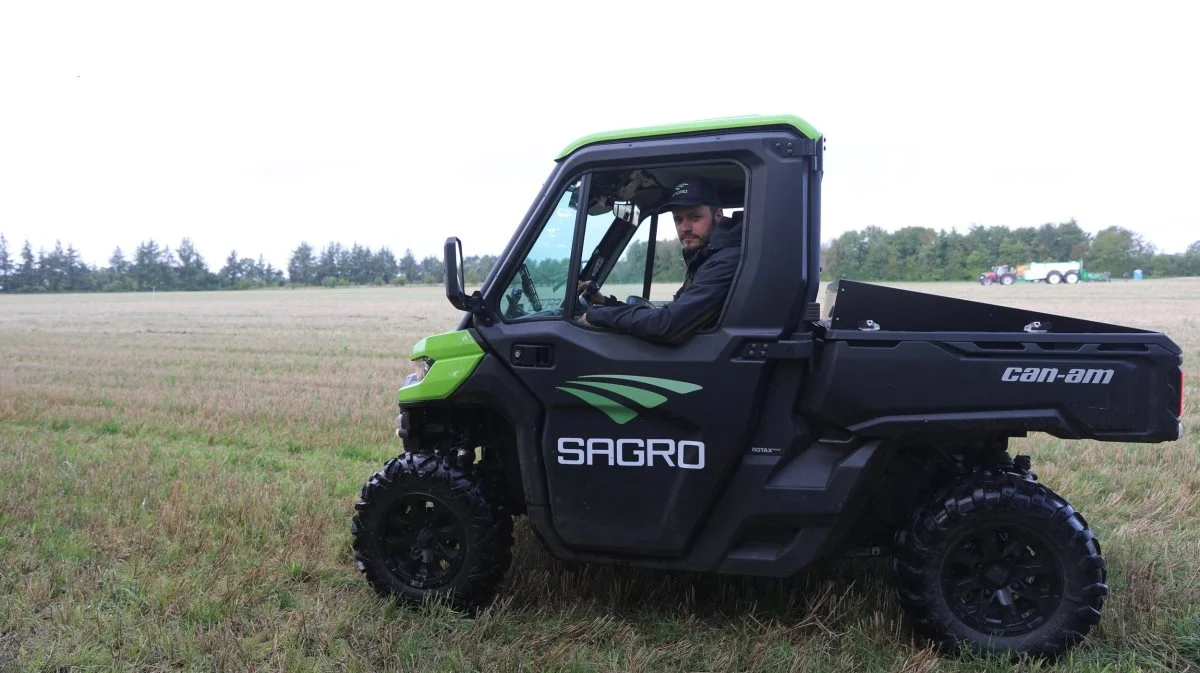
940,524,1064,637
381,493,467,589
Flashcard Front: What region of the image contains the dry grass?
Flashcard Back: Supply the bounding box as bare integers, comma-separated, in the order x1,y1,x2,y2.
1,280,1197,672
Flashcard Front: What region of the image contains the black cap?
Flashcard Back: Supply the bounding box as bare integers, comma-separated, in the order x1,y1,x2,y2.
657,177,721,213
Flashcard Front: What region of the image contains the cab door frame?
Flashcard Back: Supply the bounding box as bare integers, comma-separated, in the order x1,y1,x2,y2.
460,128,822,560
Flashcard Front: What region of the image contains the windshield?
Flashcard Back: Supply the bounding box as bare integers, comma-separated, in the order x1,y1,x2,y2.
499,182,616,321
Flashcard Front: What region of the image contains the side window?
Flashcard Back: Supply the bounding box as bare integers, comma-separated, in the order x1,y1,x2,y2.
578,201,644,302
596,214,681,304
647,206,742,301
498,164,748,330
499,180,579,322
604,215,653,301
581,164,748,317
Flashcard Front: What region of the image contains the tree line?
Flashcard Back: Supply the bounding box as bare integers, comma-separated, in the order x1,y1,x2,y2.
0,235,496,293
285,242,499,288
2,222,1197,294
820,221,1200,282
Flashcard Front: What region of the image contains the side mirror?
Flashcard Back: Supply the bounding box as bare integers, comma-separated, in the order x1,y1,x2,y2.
444,237,468,311
443,237,486,315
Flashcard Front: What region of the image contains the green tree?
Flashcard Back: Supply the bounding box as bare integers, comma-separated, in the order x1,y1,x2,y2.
942,228,975,280
887,227,937,281
1087,226,1146,275
15,241,37,292
335,246,352,281
288,242,316,285
219,249,243,287
250,255,283,286
133,240,175,290
39,242,67,291
1185,243,1200,276
347,244,373,284
0,234,12,291
374,247,399,284
823,230,867,280
652,238,686,283
65,244,89,291
418,255,443,284
109,247,129,276
176,238,212,290
609,239,648,284
400,248,418,282
1060,220,1091,260
859,226,891,281
103,247,133,291
35,248,51,291
1036,219,1091,261
314,243,341,284
997,236,1033,269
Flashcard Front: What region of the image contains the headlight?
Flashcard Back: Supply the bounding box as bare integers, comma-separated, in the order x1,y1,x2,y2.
402,357,434,388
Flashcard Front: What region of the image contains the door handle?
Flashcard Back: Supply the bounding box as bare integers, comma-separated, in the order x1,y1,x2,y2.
511,343,554,368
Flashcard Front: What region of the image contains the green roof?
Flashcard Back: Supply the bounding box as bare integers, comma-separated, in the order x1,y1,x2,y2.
556,114,821,160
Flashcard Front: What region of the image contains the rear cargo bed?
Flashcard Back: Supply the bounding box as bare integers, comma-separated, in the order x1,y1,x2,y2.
804,281,1184,443
803,330,1183,442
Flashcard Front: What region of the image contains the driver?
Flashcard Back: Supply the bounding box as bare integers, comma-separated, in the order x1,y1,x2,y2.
577,177,743,344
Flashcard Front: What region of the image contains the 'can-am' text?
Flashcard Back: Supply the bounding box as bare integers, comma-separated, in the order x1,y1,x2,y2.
1001,367,1114,384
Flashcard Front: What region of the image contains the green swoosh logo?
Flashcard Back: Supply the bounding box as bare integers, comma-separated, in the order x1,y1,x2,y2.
558,374,702,424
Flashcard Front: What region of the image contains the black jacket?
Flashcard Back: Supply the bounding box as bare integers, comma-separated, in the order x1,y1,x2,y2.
584,212,743,344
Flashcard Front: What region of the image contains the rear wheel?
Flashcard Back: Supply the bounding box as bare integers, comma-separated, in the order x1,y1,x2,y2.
892,473,1107,658
351,452,513,611
1000,275,1015,286
1064,272,1079,284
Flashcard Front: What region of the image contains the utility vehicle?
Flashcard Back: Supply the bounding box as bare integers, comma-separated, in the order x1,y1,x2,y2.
351,115,1185,658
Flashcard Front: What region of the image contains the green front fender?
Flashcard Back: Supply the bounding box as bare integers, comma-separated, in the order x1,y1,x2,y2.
398,329,485,403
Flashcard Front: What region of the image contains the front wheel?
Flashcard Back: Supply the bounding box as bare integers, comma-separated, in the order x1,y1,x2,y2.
892,474,1107,658
351,453,514,611
1046,272,1062,285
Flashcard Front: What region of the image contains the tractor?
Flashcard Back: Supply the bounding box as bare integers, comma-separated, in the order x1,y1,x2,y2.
979,264,1018,286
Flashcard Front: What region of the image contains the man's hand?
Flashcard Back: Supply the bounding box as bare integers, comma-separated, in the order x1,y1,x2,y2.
576,280,606,305
577,313,591,326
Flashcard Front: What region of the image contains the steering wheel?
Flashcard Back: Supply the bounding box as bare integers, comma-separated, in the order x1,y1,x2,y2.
624,295,653,308
518,263,542,312
577,280,598,314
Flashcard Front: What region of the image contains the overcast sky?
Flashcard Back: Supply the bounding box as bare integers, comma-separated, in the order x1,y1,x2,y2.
2,1,1197,271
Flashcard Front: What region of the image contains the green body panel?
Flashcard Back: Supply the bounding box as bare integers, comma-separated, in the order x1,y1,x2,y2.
556,114,822,160
398,330,485,403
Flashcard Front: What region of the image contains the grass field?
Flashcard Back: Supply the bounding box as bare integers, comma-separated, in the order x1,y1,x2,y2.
1,280,1197,672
